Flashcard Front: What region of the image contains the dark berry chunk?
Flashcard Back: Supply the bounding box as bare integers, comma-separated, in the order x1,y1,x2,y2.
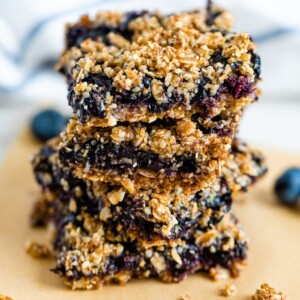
274,168,300,205
31,109,67,142
210,50,227,65
225,75,252,99
250,51,261,78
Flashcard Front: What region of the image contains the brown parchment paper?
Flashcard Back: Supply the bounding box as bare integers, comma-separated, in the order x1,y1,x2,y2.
0,130,300,300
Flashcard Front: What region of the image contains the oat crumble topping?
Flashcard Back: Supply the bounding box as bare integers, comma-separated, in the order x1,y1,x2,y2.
57,6,260,127
220,283,237,297
252,283,287,300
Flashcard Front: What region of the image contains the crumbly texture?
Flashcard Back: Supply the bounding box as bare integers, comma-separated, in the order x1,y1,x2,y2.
28,4,265,292
59,116,235,193
59,117,265,194
223,139,266,194
30,206,248,290
220,283,237,297
25,240,53,259
57,8,260,127
57,9,261,194
32,137,266,240
252,283,287,300
64,7,234,49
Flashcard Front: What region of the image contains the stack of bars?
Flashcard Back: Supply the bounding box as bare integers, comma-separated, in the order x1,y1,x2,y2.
30,4,267,290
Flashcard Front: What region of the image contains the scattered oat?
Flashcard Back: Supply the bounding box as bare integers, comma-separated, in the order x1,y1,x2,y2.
209,266,230,281
25,240,52,258
220,283,237,297
252,283,286,300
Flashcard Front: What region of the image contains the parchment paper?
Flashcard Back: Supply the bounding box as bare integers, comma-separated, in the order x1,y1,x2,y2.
0,130,299,300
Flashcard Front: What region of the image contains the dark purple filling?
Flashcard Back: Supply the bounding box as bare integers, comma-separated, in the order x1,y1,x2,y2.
59,138,203,176
33,143,233,241
32,145,104,219
33,143,248,283
66,70,255,123
52,215,247,283
250,51,261,78
106,186,232,240
206,0,222,26
223,75,253,99
63,7,261,123
191,113,234,137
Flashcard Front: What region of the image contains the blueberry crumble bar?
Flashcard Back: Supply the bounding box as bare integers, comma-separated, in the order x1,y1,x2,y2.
31,137,265,241
252,283,287,300
57,26,260,127
59,116,235,193
56,17,261,194
30,198,248,290
59,117,265,193
64,5,234,50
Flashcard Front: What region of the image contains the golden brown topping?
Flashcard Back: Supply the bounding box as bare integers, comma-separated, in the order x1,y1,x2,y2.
209,266,230,281
220,283,237,297
107,32,131,49
252,283,287,300
99,207,112,221
25,240,52,259
60,25,256,102
176,119,197,136
94,11,123,27
150,252,166,273
111,126,134,143
107,189,126,205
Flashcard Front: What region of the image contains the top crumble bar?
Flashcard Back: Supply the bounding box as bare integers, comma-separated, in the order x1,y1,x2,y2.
57,7,261,126
64,6,234,49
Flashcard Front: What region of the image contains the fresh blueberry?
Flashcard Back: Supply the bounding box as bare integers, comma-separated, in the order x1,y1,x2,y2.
31,109,67,141
274,168,300,205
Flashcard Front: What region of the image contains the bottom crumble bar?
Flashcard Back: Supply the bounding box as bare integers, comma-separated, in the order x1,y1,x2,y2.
31,207,247,290
31,137,266,240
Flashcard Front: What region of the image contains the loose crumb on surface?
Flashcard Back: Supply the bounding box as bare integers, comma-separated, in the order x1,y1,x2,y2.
209,266,230,281
25,240,52,259
252,283,287,300
220,283,237,297
179,294,192,300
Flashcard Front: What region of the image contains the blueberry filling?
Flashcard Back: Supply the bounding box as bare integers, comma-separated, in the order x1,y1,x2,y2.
33,143,234,241
206,0,222,26
52,213,247,281
67,71,254,123
250,51,261,78
59,139,202,175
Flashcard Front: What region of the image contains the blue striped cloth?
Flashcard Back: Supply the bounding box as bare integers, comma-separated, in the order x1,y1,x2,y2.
0,0,299,103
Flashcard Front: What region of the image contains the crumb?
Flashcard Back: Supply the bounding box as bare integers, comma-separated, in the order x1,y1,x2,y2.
209,266,230,281
252,283,287,300
220,283,237,297
25,240,52,259
179,295,192,300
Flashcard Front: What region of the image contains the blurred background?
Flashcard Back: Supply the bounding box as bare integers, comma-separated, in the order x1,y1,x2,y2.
1,0,300,160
